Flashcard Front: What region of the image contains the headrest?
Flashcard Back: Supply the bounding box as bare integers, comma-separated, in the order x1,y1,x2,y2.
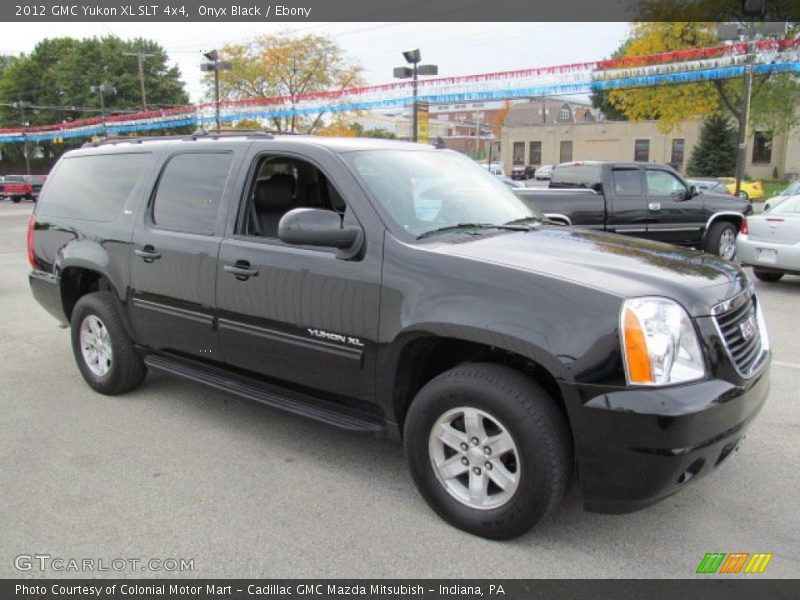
254,176,294,212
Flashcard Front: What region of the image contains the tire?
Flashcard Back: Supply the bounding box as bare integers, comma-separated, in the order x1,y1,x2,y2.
703,221,738,260
70,292,146,395
753,269,783,283
404,363,572,540
11,197,20,204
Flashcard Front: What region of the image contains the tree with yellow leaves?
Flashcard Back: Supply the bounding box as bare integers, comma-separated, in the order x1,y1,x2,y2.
206,33,364,134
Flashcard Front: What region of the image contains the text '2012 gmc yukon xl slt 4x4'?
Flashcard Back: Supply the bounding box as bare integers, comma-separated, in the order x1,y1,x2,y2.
29,134,770,539
515,161,752,260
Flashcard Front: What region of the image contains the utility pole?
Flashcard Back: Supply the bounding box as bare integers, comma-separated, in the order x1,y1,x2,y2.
733,20,756,199
12,100,32,175
123,51,155,111
474,111,484,156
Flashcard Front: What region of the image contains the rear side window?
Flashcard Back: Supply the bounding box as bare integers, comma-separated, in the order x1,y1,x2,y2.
37,153,152,222
550,165,603,191
612,168,643,196
152,152,233,235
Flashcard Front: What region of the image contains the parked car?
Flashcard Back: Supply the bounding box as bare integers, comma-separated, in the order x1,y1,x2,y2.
495,174,525,189
29,134,770,539
3,174,35,202
718,177,765,201
510,165,527,180
763,180,800,213
515,161,752,259
737,194,800,282
534,164,553,180
688,178,731,196
24,174,47,199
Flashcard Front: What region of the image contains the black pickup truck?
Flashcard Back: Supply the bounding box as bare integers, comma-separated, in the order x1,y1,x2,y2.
515,161,752,259
28,134,770,539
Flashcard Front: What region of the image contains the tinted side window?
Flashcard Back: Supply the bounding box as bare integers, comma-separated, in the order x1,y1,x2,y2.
152,153,233,235
550,165,602,191
646,170,686,197
37,153,152,222
612,168,643,196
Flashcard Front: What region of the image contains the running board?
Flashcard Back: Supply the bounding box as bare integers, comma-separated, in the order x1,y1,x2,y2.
144,353,385,434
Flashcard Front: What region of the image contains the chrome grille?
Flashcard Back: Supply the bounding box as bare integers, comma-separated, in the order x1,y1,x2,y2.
714,293,763,377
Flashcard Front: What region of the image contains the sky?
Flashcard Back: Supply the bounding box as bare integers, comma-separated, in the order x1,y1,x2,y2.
0,22,631,102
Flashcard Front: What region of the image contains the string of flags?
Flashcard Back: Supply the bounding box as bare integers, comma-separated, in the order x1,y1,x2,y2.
0,38,797,144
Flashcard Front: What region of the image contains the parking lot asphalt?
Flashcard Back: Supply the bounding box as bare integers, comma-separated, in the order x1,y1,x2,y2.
1,200,798,579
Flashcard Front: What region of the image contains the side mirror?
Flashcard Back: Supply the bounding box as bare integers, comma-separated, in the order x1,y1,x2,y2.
278,208,363,258
686,184,698,199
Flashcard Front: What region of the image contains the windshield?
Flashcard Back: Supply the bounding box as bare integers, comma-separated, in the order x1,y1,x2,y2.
779,181,800,196
343,150,542,237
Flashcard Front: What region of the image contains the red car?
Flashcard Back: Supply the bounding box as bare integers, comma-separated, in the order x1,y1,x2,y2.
2,174,44,202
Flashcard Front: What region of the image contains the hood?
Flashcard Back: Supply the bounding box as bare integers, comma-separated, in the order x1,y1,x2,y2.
429,227,748,316
702,191,750,213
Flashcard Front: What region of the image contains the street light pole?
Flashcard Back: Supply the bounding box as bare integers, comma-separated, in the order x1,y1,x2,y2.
201,50,233,130
13,100,32,175
394,50,437,143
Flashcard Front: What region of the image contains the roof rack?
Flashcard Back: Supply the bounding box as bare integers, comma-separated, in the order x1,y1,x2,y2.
82,128,302,148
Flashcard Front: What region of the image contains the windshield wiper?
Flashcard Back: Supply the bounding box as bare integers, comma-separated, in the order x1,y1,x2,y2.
504,216,542,226
418,222,529,239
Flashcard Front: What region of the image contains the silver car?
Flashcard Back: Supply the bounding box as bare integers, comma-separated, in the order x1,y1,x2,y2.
763,180,800,213
737,195,800,282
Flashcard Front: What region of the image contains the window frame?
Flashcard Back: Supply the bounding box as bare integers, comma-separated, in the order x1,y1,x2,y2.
512,142,525,166
559,140,573,163
528,141,542,166
612,167,644,197
634,139,650,163
752,131,772,165
231,150,361,251
148,150,234,236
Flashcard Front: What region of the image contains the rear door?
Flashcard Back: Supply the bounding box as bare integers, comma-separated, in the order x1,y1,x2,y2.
605,166,650,238
129,148,240,358
644,168,704,245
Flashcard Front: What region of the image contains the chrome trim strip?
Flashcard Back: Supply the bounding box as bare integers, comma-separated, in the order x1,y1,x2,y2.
131,298,213,324
710,292,769,380
543,213,572,226
217,318,364,363
705,211,745,233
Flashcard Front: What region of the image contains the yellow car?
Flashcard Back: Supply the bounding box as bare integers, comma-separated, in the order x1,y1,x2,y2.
718,177,764,201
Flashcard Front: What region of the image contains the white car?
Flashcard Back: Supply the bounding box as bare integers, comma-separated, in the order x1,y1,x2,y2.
737,194,800,282
534,165,554,180
764,180,800,213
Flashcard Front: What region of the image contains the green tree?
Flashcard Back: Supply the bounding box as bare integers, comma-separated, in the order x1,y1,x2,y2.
603,21,800,133
686,113,737,177
348,123,396,139
0,36,189,167
590,39,631,121
210,33,364,134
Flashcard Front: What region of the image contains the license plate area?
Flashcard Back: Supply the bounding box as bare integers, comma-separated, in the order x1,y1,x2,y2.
757,248,777,263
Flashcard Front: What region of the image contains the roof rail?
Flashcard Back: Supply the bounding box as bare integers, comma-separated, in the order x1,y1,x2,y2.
82,128,303,148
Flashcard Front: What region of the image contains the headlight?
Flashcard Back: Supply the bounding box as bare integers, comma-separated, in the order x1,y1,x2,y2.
620,297,706,386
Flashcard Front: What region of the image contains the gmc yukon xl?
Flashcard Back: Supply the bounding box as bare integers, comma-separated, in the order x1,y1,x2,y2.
28,133,770,539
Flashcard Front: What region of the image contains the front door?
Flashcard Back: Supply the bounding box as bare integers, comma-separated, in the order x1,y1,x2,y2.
215,150,382,404
644,168,704,245
129,150,237,358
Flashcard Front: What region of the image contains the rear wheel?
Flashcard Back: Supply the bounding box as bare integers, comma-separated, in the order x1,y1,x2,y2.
404,363,572,539
70,292,146,395
11,197,20,204
753,269,783,283
703,221,738,259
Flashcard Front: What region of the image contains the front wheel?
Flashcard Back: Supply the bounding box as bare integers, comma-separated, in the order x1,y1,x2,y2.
70,292,146,395
754,269,783,283
703,221,738,260
404,363,572,539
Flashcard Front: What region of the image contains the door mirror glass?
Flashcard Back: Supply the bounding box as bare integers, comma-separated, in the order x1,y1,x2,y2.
687,184,699,199
278,208,363,255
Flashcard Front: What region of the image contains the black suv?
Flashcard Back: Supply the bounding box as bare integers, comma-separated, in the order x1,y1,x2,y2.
28,133,770,539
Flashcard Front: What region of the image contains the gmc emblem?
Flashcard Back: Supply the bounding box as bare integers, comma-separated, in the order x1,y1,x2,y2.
739,315,758,342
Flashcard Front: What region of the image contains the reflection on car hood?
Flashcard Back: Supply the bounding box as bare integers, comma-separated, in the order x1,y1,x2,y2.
429,226,748,316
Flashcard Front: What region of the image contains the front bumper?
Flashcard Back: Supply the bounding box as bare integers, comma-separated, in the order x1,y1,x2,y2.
561,364,770,514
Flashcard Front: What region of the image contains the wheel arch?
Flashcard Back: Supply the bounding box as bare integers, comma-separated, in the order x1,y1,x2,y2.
704,212,744,239
383,328,571,438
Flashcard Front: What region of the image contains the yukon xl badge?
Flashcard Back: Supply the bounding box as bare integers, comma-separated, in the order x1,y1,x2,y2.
307,328,365,347
739,315,758,342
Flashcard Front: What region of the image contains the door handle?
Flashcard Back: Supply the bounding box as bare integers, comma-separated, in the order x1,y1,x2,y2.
648,202,661,211
135,245,162,262
224,262,259,280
